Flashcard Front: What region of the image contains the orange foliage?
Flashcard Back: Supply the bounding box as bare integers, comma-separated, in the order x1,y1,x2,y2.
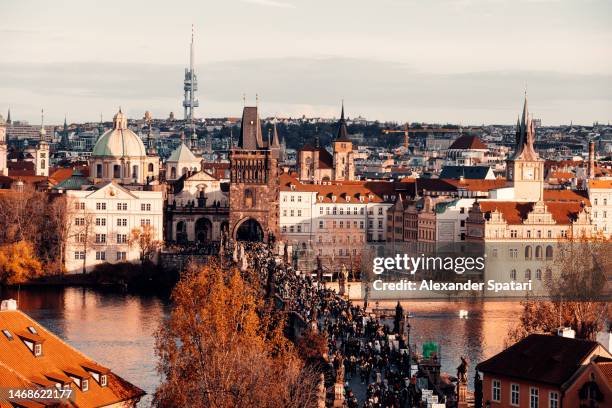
0,241,43,284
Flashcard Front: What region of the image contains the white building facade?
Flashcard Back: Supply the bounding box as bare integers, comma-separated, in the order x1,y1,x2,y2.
65,182,163,274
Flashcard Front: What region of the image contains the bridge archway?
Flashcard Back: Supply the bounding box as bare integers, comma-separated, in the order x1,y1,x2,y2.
234,218,264,242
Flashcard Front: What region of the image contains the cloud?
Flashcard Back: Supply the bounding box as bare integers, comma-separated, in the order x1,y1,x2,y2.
0,57,610,124
240,0,295,8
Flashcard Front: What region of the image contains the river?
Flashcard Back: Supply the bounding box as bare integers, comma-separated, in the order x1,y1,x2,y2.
0,287,523,405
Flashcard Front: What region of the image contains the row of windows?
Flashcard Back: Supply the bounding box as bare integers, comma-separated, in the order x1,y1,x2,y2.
75,233,129,244
76,251,126,261
593,211,608,218
282,210,303,217
492,379,557,408
319,207,366,216
509,268,550,281
593,198,608,206
319,220,366,230
317,235,364,244
75,218,150,228
508,229,567,239
502,245,554,260
83,202,153,211
282,195,303,203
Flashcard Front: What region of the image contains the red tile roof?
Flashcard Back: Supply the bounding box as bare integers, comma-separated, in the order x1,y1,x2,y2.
448,135,487,150
589,179,612,189
0,310,144,407
478,200,587,225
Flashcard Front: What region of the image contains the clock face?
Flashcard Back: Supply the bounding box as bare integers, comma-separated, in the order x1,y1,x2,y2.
524,167,534,180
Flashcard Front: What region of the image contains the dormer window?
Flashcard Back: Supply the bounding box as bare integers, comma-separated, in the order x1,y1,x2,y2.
34,343,42,357
100,374,108,387
81,379,89,392
2,329,13,341
27,326,38,335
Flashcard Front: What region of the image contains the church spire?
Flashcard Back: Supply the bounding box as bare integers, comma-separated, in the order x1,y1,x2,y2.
271,122,280,147
6,108,11,125
336,100,350,141
512,92,538,161
39,109,47,142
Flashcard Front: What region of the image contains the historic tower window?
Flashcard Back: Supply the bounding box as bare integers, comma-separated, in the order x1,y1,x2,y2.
244,189,255,208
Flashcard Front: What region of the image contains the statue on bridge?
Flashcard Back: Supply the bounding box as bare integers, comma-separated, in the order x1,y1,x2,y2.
457,356,468,384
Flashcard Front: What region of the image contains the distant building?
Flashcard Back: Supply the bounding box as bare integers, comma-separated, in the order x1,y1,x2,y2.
0,300,145,407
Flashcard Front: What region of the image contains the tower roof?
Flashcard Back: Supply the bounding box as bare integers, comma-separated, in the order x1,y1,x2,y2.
336,101,351,142
512,93,539,161
271,122,280,148
238,106,265,150
167,142,198,164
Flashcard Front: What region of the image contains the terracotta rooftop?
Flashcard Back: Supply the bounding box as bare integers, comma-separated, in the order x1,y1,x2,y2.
0,309,144,407
478,200,587,225
448,134,487,150
589,179,612,189
279,173,412,203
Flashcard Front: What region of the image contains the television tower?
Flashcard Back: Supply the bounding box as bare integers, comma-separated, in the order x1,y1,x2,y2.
183,25,199,123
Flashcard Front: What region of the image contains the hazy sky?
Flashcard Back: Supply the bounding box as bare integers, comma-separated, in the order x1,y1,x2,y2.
1,0,611,125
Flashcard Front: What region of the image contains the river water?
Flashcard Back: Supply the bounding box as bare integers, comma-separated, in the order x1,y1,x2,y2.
0,287,523,405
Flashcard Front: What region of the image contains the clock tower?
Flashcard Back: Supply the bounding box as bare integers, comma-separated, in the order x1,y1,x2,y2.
506,94,544,202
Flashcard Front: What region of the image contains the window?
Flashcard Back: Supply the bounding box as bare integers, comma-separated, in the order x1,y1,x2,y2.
74,251,85,260
117,202,128,211
282,225,287,233
333,207,337,215
74,202,85,210
117,218,127,227
525,246,532,259
95,234,106,244
27,326,37,334
360,208,365,215
34,343,42,357
297,225,302,233
510,229,517,238
510,269,517,280
289,226,294,233
96,202,106,210
378,220,383,228
113,165,121,179
140,219,151,226
95,218,106,226
319,221,324,229
319,207,323,215
100,374,107,387
525,269,532,279
297,210,302,217
2,329,13,341
549,391,558,408
148,163,154,173
141,203,151,211
132,165,138,179
340,208,344,215
378,208,383,215
81,379,89,392
360,221,364,229
116,252,126,261
492,379,501,402
96,164,103,178
283,210,287,217
75,218,85,226
96,251,106,261
509,383,519,406
530,387,539,408
536,269,542,280
118,234,128,244
290,195,294,202
546,245,553,259
297,196,302,202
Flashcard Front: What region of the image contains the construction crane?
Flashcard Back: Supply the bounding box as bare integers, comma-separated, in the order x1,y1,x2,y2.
382,124,480,149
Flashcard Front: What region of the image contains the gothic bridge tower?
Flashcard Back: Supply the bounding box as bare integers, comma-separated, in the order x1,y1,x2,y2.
229,106,279,242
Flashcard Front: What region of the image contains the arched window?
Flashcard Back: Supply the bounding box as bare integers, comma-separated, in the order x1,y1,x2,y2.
545,268,552,280
536,269,542,280
535,245,542,259
525,269,531,280
96,164,103,178
510,269,517,280
132,165,139,179
546,245,553,259
113,165,121,179
525,245,532,260
170,167,176,179
182,167,188,176
40,159,46,169
148,163,154,172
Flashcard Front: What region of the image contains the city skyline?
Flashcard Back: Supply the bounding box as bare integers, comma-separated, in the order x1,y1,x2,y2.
1,0,611,125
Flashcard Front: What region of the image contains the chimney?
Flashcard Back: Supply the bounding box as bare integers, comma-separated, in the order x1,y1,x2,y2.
0,299,17,311
557,327,575,339
588,141,595,179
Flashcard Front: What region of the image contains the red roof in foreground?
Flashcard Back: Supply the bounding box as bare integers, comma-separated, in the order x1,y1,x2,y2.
477,334,601,386
0,310,144,407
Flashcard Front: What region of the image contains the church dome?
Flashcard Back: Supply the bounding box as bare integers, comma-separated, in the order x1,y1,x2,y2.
92,110,146,157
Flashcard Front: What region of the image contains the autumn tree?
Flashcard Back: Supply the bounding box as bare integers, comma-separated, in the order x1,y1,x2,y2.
128,224,162,264
0,241,43,284
154,262,320,408
507,235,611,344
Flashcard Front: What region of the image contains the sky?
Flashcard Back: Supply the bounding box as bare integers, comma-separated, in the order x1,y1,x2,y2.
1,0,611,125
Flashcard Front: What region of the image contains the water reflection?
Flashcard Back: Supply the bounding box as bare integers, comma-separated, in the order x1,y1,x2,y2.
0,288,522,401
0,286,170,407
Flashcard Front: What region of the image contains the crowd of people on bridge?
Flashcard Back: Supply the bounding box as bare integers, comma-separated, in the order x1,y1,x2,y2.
220,240,439,408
